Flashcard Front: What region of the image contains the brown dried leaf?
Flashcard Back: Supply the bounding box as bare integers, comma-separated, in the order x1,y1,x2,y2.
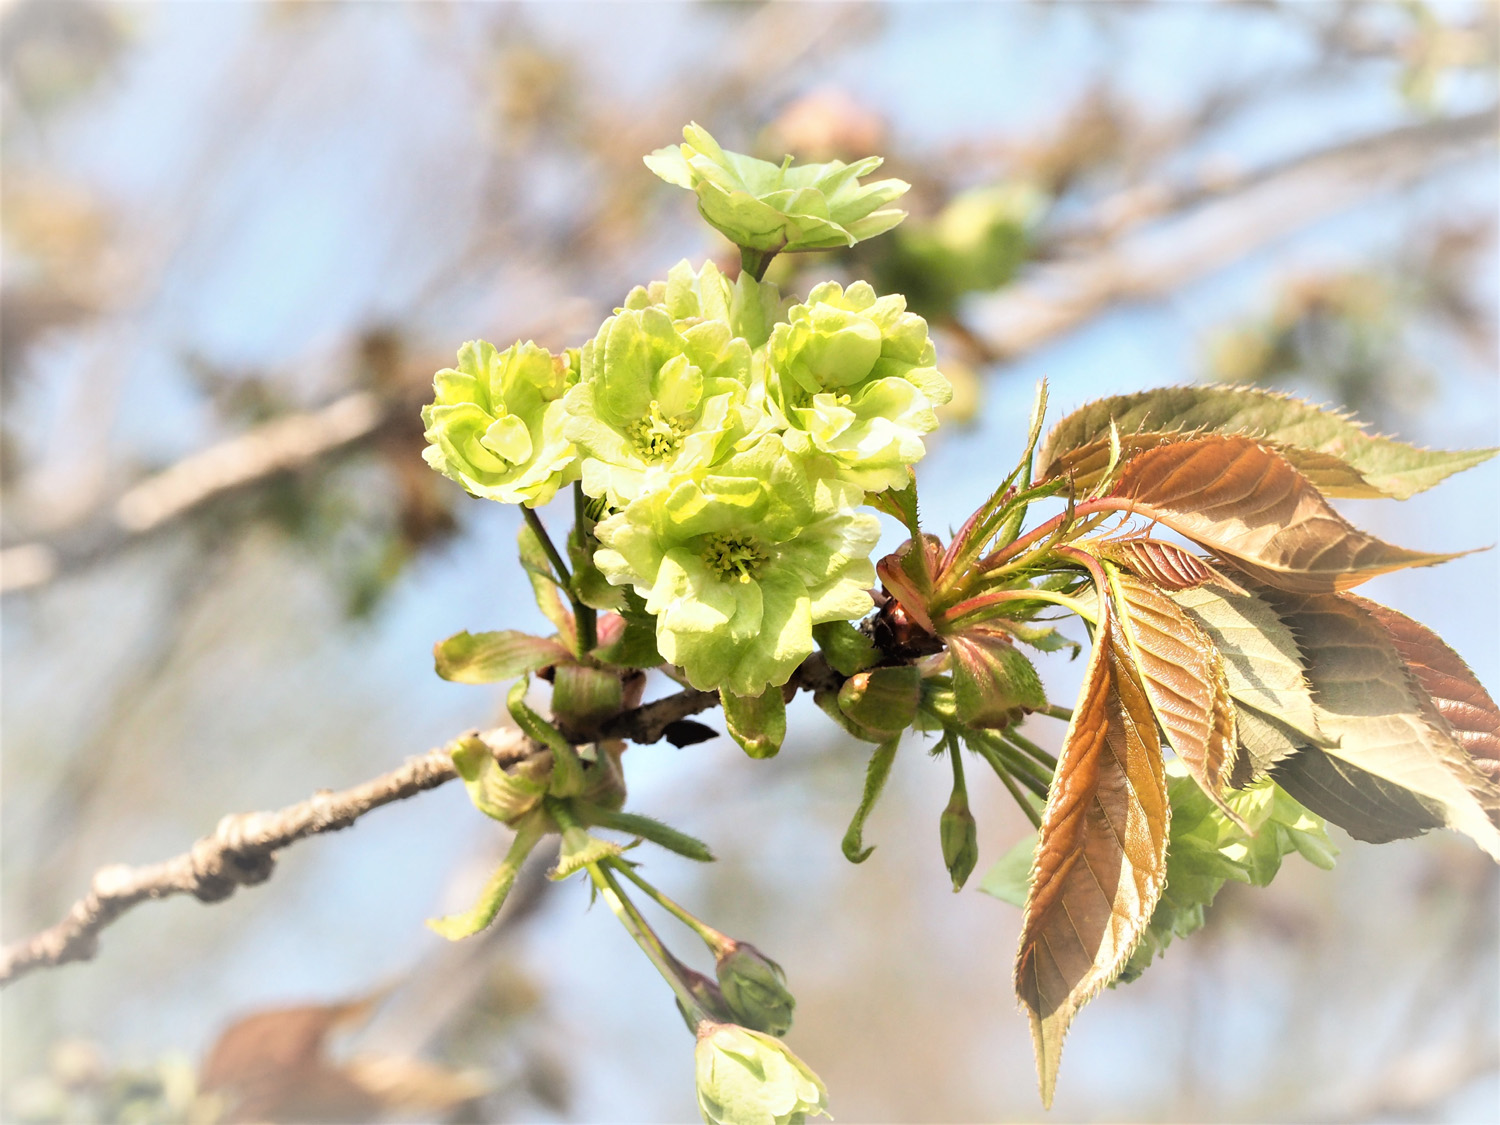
1096,537,1246,595
1109,436,1461,593
200,1001,383,1124
199,997,487,1124
1110,572,1239,818
1263,591,1500,860
1015,609,1168,1107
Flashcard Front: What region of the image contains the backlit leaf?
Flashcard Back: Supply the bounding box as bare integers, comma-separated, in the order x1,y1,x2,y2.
1170,584,1322,755
1109,571,1238,818
1350,596,1500,779
434,630,569,684
1273,747,1444,845
1096,537,1246,595
1015,611,1168,1107
1107,437,1461,593
1263,591,1500,860
1234,706,1306,782
1037,386,1495,499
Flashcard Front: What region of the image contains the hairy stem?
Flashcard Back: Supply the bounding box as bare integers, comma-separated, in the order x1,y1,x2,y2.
588,861,705,1022
609,858,730,955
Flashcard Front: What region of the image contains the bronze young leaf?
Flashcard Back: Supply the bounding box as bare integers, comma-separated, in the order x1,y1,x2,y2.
1170,584,1324,755
1104,435,1462,593
1349,595,1500,780
1261,591,1500,859
1015,608,1168,1108
1095,537,1246,595
1108,571,1240,819
1037,385,1496,499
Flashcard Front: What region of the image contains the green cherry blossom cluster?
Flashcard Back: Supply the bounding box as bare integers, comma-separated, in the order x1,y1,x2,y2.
423,127,949,718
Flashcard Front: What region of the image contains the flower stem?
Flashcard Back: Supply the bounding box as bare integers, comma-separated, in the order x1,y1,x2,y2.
968,738,1043,829
587,861,706,1022
1002,728,1058,772
523,504,594,659
609,857,730,956
572,483,598,654
740,246,777,282
969,732,1050,799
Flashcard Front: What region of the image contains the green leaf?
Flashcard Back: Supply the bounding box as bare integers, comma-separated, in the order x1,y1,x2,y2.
434,630,569,684
720,685,787,759
519,522,576,645
450,735,551,823
812,620,878,677
1115,762,1335,983
507,679,586,797
842,735,900,862
551,664,624,737
1006,620,1082,657
578,805,715,862
427,812,549,939
592,589,662,669
550,825,626,881
979,831,1037,908
1037,385,1496,499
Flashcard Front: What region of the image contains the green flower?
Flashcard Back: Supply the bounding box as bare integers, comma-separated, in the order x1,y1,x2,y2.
694,1021,830,1125
593,436,879,696
564,300,760,509
769,281,952,491
622,259,788,350
421,340,578,507
646,122,909,254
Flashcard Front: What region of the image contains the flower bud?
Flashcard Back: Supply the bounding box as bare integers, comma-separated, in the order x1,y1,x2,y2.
940,792,979,892
674,964,736,1035
694,1021,829,1125
836,665,921,739
715,941,795,1037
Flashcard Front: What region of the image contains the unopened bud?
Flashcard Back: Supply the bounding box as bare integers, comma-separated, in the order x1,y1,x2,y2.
694,1021,829,1125
674,964,735,1034
715,941,795,1037
941,793,979,892
837,665,921,738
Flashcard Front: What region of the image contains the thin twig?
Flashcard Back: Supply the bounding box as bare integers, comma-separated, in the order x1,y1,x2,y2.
0,735,523,987
0,665,843,988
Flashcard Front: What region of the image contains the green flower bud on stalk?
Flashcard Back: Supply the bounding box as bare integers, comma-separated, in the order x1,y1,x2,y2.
715,940,796,1037
593,435,880,696
769,281,951,491
646,122,909,256
694,1021,829,1125
836,665,922,739
421,340,579,507
940,791,979,893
